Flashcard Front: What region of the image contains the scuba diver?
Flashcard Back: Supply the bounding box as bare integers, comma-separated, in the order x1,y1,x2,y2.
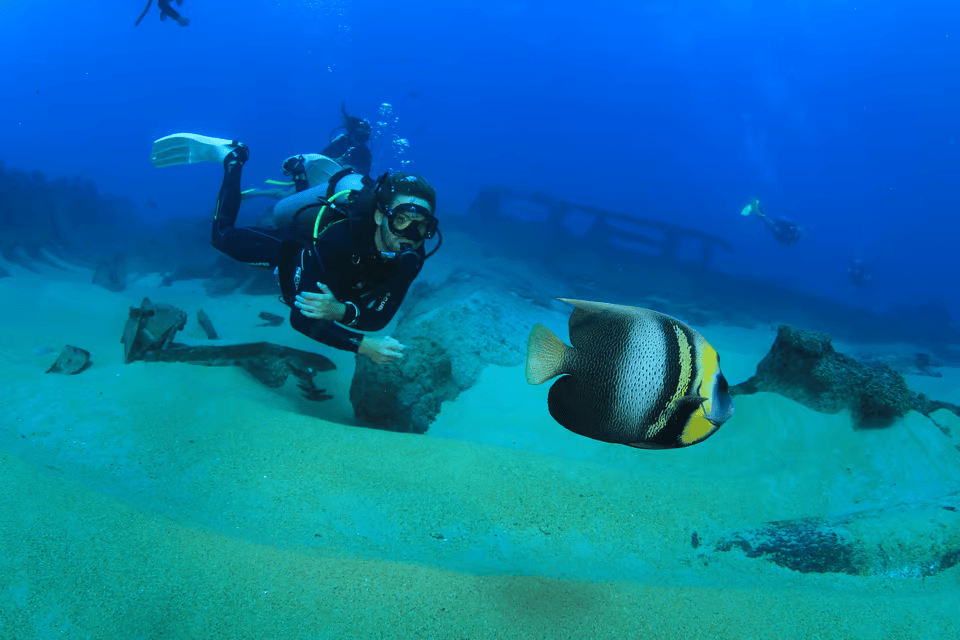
238,104,374,203
740,198,802,246
135,0,189,26
847,258,873,286
321,103,373,177
150,133,441,365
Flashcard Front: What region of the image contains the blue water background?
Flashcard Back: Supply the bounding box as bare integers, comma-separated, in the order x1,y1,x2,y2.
2,0,957,322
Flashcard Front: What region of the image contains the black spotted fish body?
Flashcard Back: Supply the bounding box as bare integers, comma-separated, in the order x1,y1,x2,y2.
525,298,734,449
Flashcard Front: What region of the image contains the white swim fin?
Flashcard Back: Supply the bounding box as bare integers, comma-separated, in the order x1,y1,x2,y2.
150,133,238,168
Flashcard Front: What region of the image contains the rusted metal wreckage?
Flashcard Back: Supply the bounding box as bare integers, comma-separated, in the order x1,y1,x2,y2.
467,187,733,270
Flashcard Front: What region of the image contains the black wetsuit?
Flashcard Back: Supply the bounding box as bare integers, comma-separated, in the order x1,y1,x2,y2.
211,149,423,353
135,0,184,26
767,217,802,246
322,134,372,177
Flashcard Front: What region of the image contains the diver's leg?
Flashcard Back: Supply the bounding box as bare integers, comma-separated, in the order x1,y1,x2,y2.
211,146,284,267
157,0,181,20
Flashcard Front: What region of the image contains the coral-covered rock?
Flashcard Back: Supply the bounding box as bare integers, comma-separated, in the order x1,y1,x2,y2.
350,270,538,433
732,325,913,428
712,493,960,577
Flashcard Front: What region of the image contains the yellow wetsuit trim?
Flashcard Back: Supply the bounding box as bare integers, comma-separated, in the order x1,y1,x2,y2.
313,189,355,241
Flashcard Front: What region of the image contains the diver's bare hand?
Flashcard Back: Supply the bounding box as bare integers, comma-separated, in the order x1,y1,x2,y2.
295,284,343,321
358,336,407,365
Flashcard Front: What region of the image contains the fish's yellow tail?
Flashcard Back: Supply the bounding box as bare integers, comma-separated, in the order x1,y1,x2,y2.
526,324,571,385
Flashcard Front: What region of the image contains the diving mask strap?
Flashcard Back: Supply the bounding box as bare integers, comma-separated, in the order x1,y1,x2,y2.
425,229,443,259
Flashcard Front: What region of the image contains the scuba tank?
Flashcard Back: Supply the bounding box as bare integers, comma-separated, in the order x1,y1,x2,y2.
270,154,344,233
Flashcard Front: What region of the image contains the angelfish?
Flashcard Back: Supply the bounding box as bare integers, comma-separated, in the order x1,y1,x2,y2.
526,299,734,449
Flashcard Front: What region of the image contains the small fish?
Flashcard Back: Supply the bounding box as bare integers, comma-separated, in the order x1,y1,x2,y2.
526,298,734,449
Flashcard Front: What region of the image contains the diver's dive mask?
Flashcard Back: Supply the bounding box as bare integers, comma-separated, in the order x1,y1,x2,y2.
384,202,439,242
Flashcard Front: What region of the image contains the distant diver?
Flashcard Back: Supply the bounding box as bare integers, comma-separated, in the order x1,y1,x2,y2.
848,258,873,286
135,0,189,27
239,104,374,203
150,133,441,365
740,198,802,246
526,299,735,449
321,103,374,177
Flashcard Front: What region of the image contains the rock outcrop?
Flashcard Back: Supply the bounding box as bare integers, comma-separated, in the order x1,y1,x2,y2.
350,269,545,433
731,325,914,428
733,325,960,428
711,493,960,577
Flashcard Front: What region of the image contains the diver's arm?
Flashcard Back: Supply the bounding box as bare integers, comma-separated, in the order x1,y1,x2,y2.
321,135,349,161
289,311,364,353
135,0,154,25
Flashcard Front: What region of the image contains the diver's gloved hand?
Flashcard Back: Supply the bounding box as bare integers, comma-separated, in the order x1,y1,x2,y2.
358,336,407,365
177,16,189,26
294,284,343,321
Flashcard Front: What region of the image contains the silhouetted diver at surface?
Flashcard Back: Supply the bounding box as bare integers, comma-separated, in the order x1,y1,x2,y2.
136,0,189,27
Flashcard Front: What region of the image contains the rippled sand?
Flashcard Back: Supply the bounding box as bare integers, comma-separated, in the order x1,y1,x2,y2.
2,267,958,639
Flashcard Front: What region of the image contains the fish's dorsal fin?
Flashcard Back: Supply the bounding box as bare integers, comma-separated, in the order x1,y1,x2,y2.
558,298,640,316
559,298,647,350
526,323,571,385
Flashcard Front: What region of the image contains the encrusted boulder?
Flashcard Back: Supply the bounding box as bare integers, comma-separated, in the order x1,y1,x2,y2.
731,325,914,428
710,493,960,577
350,270,542,433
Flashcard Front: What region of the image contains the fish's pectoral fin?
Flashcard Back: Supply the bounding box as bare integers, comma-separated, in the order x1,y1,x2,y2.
625,395,709,449
670,394,708,415
661,394,708,431
526,323,572,384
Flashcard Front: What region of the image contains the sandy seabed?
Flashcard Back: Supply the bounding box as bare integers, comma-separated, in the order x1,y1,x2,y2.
1,263,959,640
